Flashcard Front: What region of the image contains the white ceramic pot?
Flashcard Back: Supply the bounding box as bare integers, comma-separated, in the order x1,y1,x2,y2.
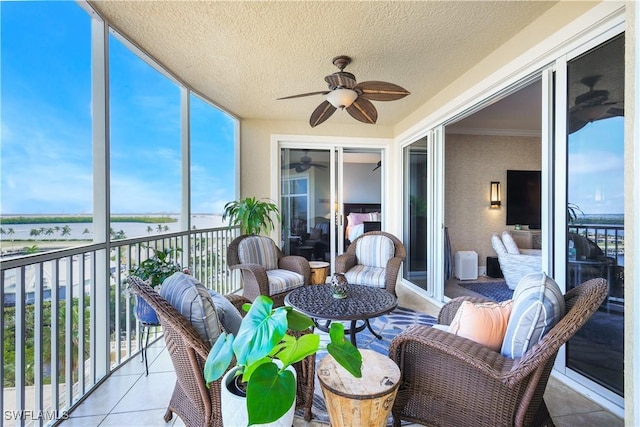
220,364,297,427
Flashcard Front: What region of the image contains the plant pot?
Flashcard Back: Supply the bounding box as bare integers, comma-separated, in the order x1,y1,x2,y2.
221,364,297,427
134,295,159,325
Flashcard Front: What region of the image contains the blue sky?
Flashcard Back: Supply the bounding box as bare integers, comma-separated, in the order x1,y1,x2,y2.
568,117,624,215
1,1,236,216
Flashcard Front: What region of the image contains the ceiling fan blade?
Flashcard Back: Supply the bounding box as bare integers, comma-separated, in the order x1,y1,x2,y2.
310,101,337,127
309,163,328,169
356,81,410,101
277,91,330,100
346,97,378,124
281,162,302,170
324,72,357,89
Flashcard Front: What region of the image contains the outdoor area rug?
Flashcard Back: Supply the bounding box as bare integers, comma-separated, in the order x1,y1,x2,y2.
457,280,514,302
297,306,436,424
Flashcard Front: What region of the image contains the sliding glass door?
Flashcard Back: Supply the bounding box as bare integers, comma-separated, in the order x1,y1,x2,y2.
564,32,624,399
279,146,382,267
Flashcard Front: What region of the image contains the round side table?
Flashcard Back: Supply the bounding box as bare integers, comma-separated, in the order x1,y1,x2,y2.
309,261,330,284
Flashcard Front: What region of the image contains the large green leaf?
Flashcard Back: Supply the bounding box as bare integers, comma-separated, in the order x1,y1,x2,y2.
232,296,287,366
275,333,320,366
203,332,234,384
246,362,296,426
285,307,315,331
327,323,363,378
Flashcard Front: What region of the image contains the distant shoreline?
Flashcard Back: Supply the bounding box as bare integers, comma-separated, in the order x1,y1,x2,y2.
0,215,177,225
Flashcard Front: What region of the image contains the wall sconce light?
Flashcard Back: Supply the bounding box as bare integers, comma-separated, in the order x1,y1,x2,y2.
490,181,501,208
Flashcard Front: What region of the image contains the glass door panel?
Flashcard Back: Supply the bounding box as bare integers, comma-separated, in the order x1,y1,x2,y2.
403,137,428,290
565,33,624,396
280,148,331,261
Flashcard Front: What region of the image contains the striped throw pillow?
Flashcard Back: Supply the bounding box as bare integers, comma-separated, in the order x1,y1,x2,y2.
501,272,565,358
160,272,222,347
238,235,279,271
356,235,394,268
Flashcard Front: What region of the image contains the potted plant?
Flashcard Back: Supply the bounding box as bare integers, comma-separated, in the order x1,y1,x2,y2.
223,197,281,235
128,247,186,324
204,295,362,426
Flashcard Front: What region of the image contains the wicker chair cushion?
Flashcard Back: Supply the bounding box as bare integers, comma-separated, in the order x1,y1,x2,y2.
501,272,565,358
502,231,520,254
344,264,386,288
266,269,305,293
448,299,513,351
160,272,222,347
209,290,243,335
355,235,394,268
237,235,279,270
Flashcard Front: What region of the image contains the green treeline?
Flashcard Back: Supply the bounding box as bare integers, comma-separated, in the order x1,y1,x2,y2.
1,216,177,225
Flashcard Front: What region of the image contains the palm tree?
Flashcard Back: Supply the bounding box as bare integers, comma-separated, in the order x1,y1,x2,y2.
82,228,90,235
61,225,72,237
23,245,39,254
147,226,153,234
30,228,41,237
156,224,163,233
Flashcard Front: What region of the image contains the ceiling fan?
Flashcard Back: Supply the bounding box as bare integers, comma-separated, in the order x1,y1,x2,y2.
277,55,410,127
281,150,328,173
569,74,623,133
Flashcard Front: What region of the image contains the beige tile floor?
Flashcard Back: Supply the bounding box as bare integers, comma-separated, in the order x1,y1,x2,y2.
60,285,624,427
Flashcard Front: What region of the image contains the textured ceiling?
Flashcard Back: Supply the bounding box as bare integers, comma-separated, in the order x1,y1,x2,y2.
88,1,557,127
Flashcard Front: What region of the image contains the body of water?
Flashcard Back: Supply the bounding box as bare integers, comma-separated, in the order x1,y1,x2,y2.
1,214,226,242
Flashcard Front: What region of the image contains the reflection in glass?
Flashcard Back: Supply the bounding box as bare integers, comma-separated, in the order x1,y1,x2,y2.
566,33,624,396
403,137,428,289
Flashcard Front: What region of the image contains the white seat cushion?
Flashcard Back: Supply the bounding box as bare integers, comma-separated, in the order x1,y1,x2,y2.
266,269,304,294
344,265,386,288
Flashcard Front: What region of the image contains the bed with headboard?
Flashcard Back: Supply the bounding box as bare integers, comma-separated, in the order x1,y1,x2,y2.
343,202,382,246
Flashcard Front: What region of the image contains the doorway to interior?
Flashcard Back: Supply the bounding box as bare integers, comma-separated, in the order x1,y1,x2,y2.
279,146,383,268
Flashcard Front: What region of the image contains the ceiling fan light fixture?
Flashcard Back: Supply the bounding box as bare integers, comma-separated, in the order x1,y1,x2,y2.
326,88,358,109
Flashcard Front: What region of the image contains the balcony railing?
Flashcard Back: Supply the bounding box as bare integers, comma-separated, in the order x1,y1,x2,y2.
570,223,625,262
1,225,240,426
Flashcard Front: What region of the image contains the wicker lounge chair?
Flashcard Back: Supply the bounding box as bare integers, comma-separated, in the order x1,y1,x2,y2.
388,278,608,427
334,231,407,297
127,276,315,426
227,234,310,307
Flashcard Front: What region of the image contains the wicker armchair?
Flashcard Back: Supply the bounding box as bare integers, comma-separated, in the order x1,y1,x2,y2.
388,278,608,427
335,231,406,296
127,276,316,426
227,234,310,307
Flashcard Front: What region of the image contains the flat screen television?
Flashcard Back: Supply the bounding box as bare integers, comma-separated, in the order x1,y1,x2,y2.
506,170,541,229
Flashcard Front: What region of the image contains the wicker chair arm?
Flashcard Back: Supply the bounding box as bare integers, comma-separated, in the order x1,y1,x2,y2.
229,263,270,297
334,253,356,273
279,255,311,283
437,296,494,325
390,324,515,383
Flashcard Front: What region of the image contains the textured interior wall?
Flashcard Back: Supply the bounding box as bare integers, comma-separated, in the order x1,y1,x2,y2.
445,134,541,270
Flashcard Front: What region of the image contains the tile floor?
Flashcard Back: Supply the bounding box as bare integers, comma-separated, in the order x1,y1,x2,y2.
59,285,624,427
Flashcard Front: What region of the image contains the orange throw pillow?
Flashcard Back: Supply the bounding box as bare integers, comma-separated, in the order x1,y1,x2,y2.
448,300,513,351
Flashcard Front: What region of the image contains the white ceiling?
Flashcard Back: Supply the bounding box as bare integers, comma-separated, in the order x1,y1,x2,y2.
88,1,557,128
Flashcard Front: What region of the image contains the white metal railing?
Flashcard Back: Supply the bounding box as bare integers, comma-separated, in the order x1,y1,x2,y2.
0,226,240,426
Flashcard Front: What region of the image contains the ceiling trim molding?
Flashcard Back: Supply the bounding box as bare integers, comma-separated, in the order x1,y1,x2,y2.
446,127,540,137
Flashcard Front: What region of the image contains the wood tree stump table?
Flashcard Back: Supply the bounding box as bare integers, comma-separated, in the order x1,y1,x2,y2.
317,349,401,427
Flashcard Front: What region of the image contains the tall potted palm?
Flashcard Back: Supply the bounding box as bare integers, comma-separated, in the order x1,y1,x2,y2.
222,197,280,235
